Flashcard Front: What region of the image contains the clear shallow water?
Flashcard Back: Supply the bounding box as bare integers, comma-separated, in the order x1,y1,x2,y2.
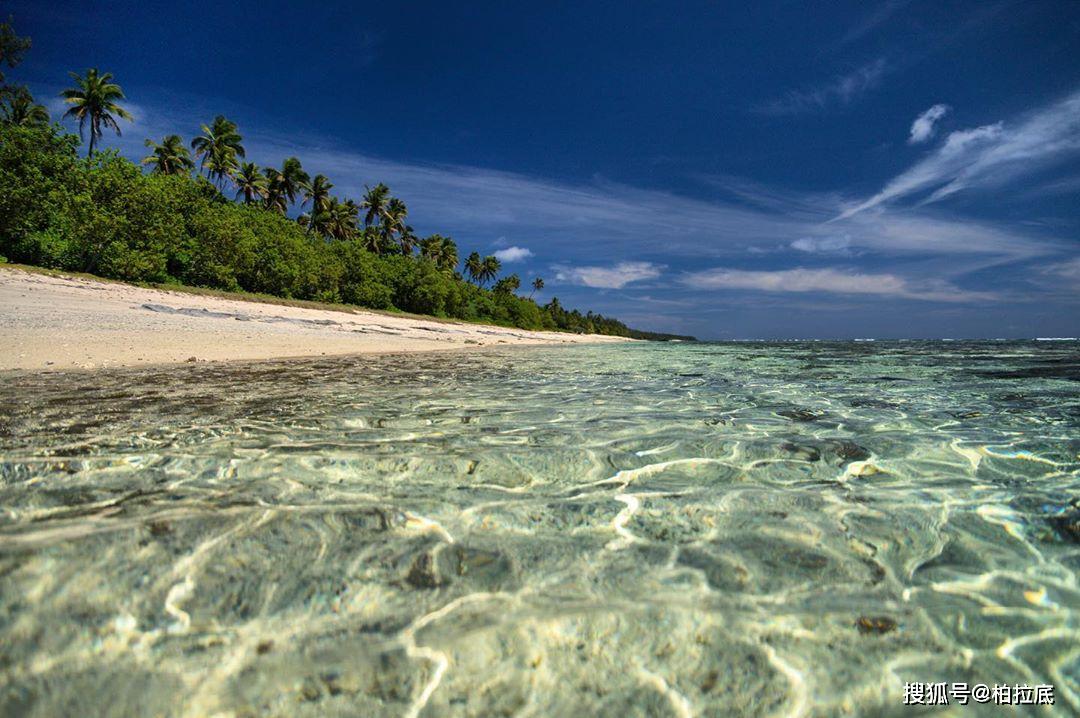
1,341,1078,717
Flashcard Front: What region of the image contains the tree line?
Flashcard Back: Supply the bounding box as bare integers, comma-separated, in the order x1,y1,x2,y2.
0,18,693,341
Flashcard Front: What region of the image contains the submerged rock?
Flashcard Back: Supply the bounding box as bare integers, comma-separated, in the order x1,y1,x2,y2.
405,550,445,589
855,615,898,635
447,545,515,588
848,397,899,409
778,439,870,465
779,442,822,462
777,408,825,422
830,440,871,463
343,507,405,533
404,545,515,590
677,547,750,591
1047,510,1080,544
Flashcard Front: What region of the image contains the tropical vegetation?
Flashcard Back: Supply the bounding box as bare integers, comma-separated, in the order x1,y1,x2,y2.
0,18,692,341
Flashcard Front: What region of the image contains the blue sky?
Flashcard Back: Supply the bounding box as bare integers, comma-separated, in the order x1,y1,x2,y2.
10,0,1080,338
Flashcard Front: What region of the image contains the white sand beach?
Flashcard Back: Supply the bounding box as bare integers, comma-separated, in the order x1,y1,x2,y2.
0,267,632,371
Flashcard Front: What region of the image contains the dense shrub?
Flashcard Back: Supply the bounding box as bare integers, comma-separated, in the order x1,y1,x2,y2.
0,124,82,256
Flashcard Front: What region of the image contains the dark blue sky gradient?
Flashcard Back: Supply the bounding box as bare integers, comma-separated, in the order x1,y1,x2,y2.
9,0,1080,338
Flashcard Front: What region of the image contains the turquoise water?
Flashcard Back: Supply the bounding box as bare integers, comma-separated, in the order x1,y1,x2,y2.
1,341,1078,716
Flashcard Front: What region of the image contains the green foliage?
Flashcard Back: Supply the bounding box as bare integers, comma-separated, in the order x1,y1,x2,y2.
0,124,82,262
0,121,689,339
333,240,393,308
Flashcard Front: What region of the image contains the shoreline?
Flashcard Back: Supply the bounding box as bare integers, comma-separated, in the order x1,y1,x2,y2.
0,266,633,372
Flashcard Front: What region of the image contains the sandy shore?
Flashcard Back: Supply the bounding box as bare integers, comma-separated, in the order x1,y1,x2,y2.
0,268,632,371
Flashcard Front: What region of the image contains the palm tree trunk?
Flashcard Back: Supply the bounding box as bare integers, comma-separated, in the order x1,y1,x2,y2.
88,132,96,157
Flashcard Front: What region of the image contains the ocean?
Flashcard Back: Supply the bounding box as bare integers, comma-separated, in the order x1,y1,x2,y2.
1,341,1077,716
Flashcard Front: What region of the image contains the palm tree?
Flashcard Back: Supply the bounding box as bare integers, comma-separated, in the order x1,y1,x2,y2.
419,235,459,273
325,198,359,241
438,237,459,273
530,277,544,299
301,174,333,232
465,252,483,285
0,86,49,127
264,157,309,213
398,225,419,255
141,134,193,176
360,183,390,228
479,255,501,287
300,207,330,237
359,226,383,254
191,115,244,187
234,162,268,204
263,168,286,213
60,68,133,156
341,199,361,239
380,197,408,249
278,156,309,204
494,274,521,295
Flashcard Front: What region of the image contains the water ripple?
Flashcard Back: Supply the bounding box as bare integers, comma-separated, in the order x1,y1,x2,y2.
0,341,1077,716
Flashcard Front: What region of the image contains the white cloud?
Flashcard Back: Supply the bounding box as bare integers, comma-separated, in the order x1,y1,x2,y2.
908,103,950,144
492,246,533,262
791,235,852,253
682,267,994,302
554,262,662,289
837,88,1080,219
756,59,888,115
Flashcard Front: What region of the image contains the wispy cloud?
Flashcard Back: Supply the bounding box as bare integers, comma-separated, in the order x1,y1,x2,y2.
492,246,533,262
1041,257,1080,284
681,267,994,302
836,0,914,47
554,262,662,289
837,88,1080,219
908,103,950,144
790,235,852,254
755,59,888,115
1022,173,1080,199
